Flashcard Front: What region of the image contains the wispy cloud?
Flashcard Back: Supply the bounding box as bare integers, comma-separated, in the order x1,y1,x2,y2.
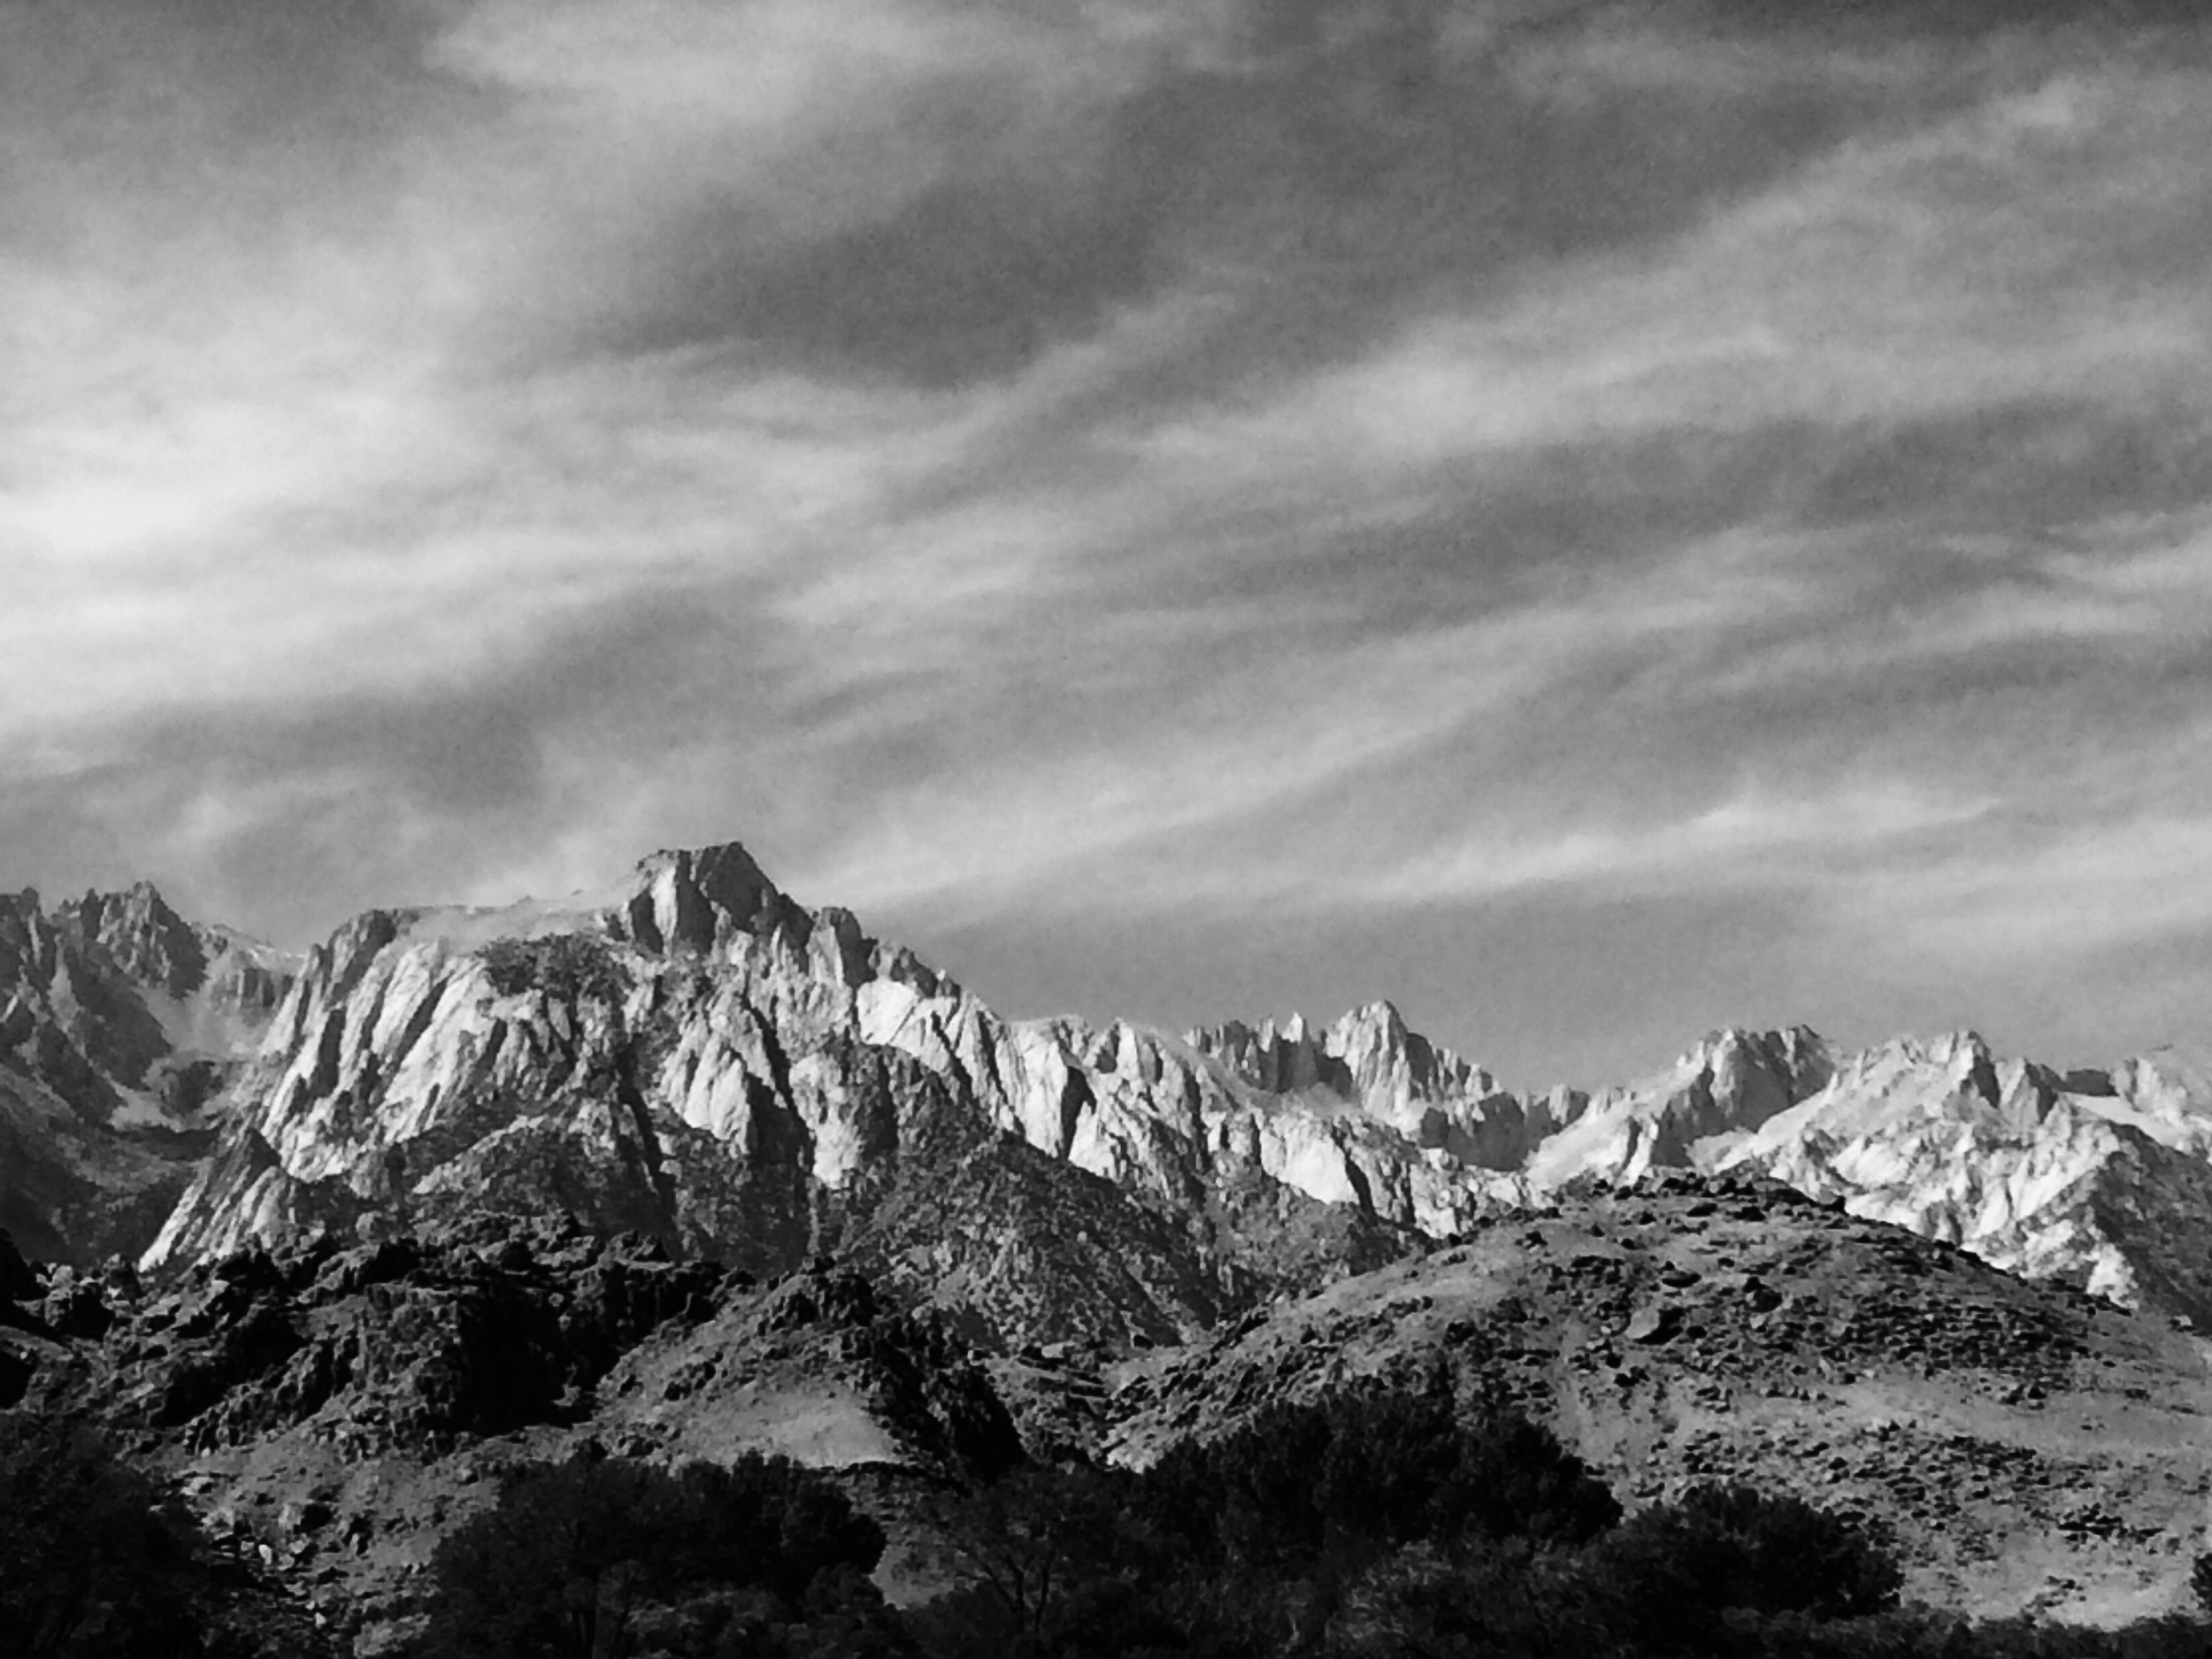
6,0,2212,1083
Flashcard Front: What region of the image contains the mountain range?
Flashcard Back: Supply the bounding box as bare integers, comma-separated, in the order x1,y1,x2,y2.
13,838,2212,1632
10,838,2212,1345
0,880,295,1262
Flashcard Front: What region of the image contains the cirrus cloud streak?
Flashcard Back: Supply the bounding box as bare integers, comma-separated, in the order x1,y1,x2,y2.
5,0,2212,1085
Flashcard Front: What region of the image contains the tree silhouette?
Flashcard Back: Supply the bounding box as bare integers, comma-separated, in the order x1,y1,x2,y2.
1136,1386,1617,1573
0,1414,211,1658
1584,1480,1902,1653
414,1450,889,1659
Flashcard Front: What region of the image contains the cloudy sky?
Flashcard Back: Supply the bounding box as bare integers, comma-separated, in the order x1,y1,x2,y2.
5,0,2211,1088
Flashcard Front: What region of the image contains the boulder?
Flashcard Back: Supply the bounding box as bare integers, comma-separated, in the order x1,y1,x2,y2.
1626,1304,1683,1344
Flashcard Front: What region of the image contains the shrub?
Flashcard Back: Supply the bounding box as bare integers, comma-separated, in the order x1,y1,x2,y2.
414,1450,889,1659
909,1388,1622,1657
1329,1543,1608,1659
479,934,628,1003
0,1412,212,1657
1584,1482,1902,1652
1136,1386,1617,1571
1140,1394,1337,1569
1323,1392,1621,1552
925,1463,1145,1649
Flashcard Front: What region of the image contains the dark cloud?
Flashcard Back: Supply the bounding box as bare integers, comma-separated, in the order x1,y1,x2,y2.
1697,0,2212,37
565,0,1922,391
1800,398,2212,533
607,161,1164,388
0,0,490,254
1704,628,2212,766
1131,422,1822,636
0,771,141,908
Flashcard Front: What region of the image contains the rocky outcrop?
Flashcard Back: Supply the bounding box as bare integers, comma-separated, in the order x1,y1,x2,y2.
65,881,211,1001
0,1216,1027,1647
0,882,300,1263
1478,1026,2212,1331
1524,1025,1834,1189
1189,1002,1585,1178
1102,1177,2212,1621
9,1216,730,1455
595,1257,1024,1479
1714,1032,2212,1327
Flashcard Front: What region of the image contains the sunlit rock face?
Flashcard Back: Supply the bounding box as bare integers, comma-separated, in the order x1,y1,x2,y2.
1523,1025,1836,1192
1494,1024,2212,1328
149,845,1532,1274
0,884,299,1261
1717,1033,2212,1328
140,847,1419,1344
39,835,2212,1340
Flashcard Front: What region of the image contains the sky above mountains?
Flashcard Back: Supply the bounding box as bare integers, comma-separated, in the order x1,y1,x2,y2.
6,0,2211,1087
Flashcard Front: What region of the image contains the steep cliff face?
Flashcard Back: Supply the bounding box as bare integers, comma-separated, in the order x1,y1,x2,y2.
190,847,1548,1256
0,885,299,1261
63,882,296,1063
1715,1033,2212,1327
1187,1002,1580,1179
1523,1025,1835,1191
143,849,1417,1348
795,972,2212,1340
71,837,2212,1342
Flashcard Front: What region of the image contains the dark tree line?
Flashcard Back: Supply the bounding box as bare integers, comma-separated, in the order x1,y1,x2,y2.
901,1385,1908,1659
0,1414,208,1658
10,1392,2212,1659
414,1448,904,1659
0,1413,320,1659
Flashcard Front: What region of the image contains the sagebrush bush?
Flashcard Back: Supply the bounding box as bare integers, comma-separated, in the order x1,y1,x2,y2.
0,1413,215,1657
413,1449,898,1659
478,933,627,1003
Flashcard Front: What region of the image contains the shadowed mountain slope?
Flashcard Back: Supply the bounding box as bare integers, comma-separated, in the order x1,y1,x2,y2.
0,885,296,1262
1102,1175,2212,1625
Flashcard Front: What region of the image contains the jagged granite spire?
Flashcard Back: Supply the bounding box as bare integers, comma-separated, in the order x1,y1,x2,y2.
65,880,208,999
608,843,812,956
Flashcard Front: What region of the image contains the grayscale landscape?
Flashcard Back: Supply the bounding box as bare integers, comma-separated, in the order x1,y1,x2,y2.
5,1,2212,1655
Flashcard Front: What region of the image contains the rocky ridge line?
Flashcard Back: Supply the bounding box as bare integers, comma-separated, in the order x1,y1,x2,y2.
19,838,2212,1341
0,883,299,1262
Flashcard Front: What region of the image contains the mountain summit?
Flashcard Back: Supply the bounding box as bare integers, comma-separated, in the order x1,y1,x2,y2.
10,838,2212,1340
0,883,298,1259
